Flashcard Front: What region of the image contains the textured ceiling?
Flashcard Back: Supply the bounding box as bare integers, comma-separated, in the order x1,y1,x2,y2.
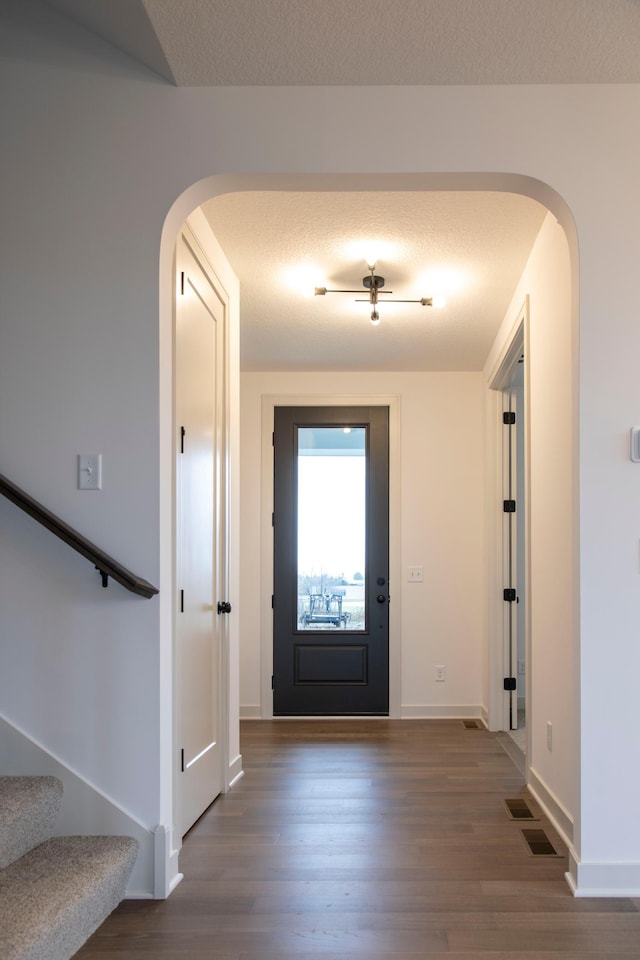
202,191,547,372
44,0,640,86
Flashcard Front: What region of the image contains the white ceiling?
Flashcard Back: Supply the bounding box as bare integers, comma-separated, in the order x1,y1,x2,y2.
44,0,640,86
42,0,600,370
203,191,546,372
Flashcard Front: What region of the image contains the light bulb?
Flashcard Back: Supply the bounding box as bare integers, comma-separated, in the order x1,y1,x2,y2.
370,310,380,326
432,295,446,309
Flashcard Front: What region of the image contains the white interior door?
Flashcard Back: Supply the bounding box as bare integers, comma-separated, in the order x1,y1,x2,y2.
502,359,526,733
502,386,518,730
512,362,527,731
176,231,225,836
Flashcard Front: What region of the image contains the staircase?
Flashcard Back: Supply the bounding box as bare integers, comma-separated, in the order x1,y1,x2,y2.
0,776,137,960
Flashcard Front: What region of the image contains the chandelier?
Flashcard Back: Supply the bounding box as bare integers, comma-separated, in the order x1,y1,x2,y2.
314,262,445,326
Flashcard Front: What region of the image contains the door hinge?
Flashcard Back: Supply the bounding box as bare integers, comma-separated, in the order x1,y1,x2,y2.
180,425,186,453
271,675,275,690
271,594,274,609
180,588,184,612
503,588,517,602
503,677,517,691
180,271,185,296
272,511,275,527
180,748,185,772
503,411,516,424
272,431,275,446
503,499,516,513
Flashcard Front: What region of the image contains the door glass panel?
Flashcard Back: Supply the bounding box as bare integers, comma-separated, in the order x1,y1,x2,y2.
297,426,366,631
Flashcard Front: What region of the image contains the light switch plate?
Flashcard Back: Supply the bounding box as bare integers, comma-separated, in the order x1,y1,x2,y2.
78,453,102,490
408,565,423,582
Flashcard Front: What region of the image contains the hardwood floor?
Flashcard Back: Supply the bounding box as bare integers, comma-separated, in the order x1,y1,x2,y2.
77,720,640,958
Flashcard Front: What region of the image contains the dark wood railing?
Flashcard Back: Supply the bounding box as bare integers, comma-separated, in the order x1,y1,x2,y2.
0,473,158,598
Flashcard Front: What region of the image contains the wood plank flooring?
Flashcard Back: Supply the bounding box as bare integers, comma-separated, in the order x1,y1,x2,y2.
76,720,640,958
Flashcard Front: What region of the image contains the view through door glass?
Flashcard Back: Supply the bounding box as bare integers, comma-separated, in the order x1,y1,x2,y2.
273,406,389,716
297,426,367,632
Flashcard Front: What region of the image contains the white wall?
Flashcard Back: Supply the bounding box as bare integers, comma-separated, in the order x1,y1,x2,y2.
240,372,485,718
2,0,640,895
484,213,576,841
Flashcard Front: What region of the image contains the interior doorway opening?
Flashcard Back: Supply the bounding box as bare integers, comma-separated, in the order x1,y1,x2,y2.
159,171,577,891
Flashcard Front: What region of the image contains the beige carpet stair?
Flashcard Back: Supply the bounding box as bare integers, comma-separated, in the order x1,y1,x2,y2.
0,776,137,960
0,776,63,868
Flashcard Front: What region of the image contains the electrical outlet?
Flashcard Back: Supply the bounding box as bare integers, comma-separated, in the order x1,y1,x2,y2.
546,721,553,751
435,665,446,682
408,565,423,582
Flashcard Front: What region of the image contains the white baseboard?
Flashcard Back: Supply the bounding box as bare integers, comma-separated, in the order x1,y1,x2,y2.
496,732,525,777
0,715,155,897
241,707,484,721
401,704,484,719
152,824,182,899
240,705,262,719
227,753,244,789
567,851,640,897
527,766,574,847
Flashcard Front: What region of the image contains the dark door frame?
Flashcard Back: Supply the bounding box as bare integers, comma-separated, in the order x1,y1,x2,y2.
259,394,402,719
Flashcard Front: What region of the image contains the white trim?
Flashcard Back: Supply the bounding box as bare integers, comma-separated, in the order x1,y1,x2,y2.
0,714,150,832
227,754,244,788
484,385,503,731
489,314,527,391
240,705,262,719
260,394,401,719
497,731,525,777
256,715,402,722
401,705,484,719
152,825,182,900
567,855,640,898
527,765,574,847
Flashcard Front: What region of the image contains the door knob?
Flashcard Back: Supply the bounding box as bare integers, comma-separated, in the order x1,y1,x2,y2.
217,601,232,614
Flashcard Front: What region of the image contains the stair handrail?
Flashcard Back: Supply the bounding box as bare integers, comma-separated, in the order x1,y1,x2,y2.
0,472,158,598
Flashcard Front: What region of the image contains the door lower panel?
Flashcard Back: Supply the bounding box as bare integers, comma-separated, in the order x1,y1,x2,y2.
295,644,368,684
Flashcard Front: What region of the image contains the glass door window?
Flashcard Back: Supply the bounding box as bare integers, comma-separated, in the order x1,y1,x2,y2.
297,426,366,632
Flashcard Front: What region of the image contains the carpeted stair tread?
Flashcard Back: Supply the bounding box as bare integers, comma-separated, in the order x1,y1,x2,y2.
0,834,138,960
0,777,63,868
